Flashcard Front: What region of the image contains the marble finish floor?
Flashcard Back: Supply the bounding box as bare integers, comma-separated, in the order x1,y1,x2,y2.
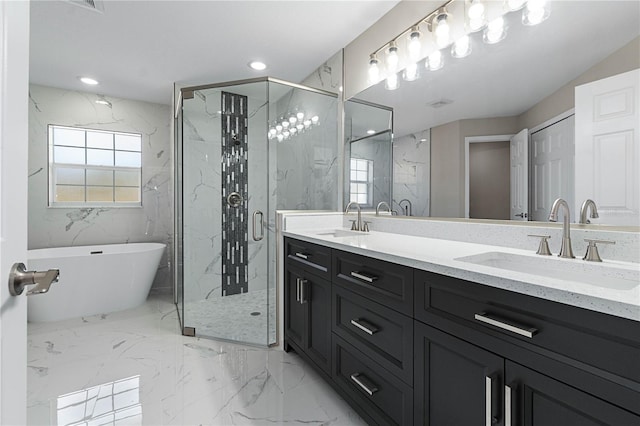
183,289,276,346
27,292,365,425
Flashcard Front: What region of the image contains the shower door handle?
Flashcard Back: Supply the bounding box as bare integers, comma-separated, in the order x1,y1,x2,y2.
252,210,264,241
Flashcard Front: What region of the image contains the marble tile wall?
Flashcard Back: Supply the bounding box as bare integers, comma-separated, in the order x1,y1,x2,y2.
301,49,343,96
393,129,431,216
28,85,173,290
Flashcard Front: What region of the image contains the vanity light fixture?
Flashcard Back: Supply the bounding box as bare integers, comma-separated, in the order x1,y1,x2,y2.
407,26,422,61
483,16,507,44
386,41,400,72
523,0,550,25
505,0,526,11
433,12,451,48
466,0,486,32
248,61,267,71
79,76,99,85
451,34,472,58
368,54,381,84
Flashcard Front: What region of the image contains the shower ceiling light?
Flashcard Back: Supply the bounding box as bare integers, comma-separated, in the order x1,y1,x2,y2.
79,76,99,85
248,61,267,71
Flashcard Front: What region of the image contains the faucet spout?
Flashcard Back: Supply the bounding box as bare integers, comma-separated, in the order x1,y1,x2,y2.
376,201,392,216
548,198,575,258
345,201,362,231
579,199,599,224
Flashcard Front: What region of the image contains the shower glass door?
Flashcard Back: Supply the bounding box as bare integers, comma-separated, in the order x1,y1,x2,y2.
180,80,274,346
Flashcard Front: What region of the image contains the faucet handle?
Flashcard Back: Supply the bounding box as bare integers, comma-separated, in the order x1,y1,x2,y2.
362,221,371,232
583,239,615,262
528,234,552,256
349,220,358,231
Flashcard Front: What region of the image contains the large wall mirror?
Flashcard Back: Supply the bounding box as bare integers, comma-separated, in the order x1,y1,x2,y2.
347,0,640,225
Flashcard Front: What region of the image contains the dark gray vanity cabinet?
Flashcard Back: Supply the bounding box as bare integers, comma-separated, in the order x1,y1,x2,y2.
284,240,332,375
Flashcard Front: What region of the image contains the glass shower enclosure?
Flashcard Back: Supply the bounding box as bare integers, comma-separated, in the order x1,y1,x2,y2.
175,77,338,346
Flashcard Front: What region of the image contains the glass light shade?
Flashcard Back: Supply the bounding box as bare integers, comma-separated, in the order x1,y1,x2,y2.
276,134,284,142
283,131,290,139
275,125,283,132
434,14,450,48
451,35,472,58
407,28,422,61
523,0,550,25
296,112,304,120
386,44,399,72
282,121,289,128
368,57,380,84
426,50,444,71
505,0,526,11
483,17,507,44
290,128,297,135
385,73,399,90
303,120,311,128
296,124,303,131
311,116,319,124
403,63,419,82
269,128,277,136
288,116,297,124
468,0,485,19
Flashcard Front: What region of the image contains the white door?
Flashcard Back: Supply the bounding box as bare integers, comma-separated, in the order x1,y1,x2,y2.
575,69,640,226
510,129,529,221
530,115,575,222
0,1,30,424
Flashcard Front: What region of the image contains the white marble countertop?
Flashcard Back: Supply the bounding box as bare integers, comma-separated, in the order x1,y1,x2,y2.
283,228,640,322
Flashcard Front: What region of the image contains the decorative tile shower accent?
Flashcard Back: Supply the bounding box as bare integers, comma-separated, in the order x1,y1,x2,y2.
221,92,249,296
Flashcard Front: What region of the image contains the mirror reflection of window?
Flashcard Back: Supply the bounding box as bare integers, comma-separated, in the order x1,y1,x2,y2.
350,158,373,206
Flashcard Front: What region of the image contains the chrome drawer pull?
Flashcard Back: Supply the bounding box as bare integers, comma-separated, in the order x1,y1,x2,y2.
350,319,379,335
474,312,538,338
299,279,308,304
505,384,513,426
295,252,309,260
350,271,378,283
350,373,378,396
295,278,300,302
485,376,492,426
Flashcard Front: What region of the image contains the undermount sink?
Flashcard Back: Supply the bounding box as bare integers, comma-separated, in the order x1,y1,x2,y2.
315,229,369,238
455,251,640,291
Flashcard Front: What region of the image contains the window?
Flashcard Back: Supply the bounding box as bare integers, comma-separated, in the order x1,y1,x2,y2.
48,125,142,207
350,158,373,206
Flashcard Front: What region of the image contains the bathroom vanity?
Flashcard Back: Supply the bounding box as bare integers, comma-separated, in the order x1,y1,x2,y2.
282,229,640,425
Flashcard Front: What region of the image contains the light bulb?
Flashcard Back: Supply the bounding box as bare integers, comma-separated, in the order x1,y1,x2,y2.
386,43,399,73
275,125,283,132
506,0,526,11
311,116,319,124
296,112,304,121
303,120,311,128
288,116,296,124
368,55,380,84
523,0,550,25
282,121,289,129
283,131,290,139
296,124,303,131
277,134,284,142
452,35,472,58
483,17,507,44
468,0,485,20
385,73,399,91
290,128,297,135
434,14,450,48
269,128,277,136
408,27,422,61
426,50,444,71
403,63,419,82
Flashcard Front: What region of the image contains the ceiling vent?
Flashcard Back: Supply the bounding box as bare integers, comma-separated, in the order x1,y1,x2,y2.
67,0,105,13
427,99,453,109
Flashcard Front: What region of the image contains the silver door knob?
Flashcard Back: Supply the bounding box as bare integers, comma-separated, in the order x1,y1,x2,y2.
8,262,59,296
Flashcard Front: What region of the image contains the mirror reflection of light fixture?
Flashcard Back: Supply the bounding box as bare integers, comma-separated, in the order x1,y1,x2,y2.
386,41,399,72
268,111,320,141
483,16,507,44
368,54,380,84
426,50,444,71
407,26,422,61
385,73,399,90
523,0,550,25
433,12,451,48
403,62,419,81
505,0,526,11
451,35,472,58
466,0,486,32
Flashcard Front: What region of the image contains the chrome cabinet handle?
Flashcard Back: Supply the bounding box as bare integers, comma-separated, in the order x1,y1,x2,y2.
350,319,379,335
294,252,309,260
350,373,378,396
485,376,492,426
350,271,378,283
252,210,264,241
474,312,538,338
295,278,300,303
505,384,513,426
299,279,308,304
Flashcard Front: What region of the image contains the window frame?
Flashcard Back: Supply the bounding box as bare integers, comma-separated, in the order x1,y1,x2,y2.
349,157,374,207
47,124,143,208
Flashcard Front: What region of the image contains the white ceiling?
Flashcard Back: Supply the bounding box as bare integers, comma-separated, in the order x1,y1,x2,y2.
353,0,640,138
29,0,400,105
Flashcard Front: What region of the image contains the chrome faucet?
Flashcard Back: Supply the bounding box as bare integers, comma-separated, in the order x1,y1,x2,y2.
376,201,392,216
345,201,362,231
579,199,599,224
398,199,413,216
548,198,575,258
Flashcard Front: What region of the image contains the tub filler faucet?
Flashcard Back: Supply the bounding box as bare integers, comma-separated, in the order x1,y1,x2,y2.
8,263,60,296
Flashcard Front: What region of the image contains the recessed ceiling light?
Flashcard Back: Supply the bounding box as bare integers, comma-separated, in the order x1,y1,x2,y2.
367,129,376,135
248,61,267,71
79,77,99,85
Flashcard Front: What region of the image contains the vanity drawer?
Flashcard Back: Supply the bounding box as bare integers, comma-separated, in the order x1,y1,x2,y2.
333,335,413,426
414,270,640,384
332,285,413,385
332,250,413,315
285,237,331,280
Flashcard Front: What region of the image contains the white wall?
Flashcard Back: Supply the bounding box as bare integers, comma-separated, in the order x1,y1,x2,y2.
28,85,173,290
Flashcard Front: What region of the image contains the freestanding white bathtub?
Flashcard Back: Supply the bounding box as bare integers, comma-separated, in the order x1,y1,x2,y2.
27,243,165,322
